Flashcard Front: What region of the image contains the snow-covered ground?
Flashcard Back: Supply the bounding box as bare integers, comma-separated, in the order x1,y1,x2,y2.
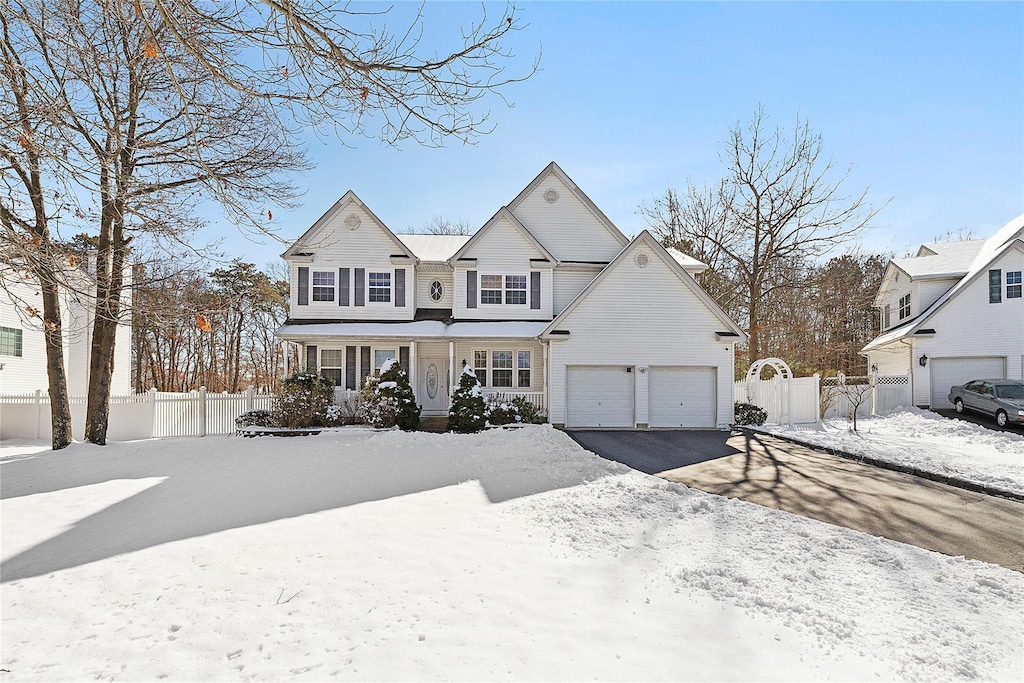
2,426,1022,681
759,408,1024,497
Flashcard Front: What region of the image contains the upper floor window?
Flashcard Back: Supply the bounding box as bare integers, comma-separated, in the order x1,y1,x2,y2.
990,269,1002,303
505,275,527,305
883,304,890,329
480,275,503,304
0,326,23,357
429,280,444,301
369,272,391,303
1007,271,1022,299
898,293,910,320
312,271,335,302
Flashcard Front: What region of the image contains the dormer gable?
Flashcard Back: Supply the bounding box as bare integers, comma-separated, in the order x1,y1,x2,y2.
282,190,416,262
507,162,629,263
449,207,556,266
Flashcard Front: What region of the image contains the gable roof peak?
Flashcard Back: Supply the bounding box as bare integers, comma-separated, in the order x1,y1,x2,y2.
448,205,557,264
282,190,416,260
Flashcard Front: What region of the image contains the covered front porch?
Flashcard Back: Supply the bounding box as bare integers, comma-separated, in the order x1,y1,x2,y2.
277,320,549,417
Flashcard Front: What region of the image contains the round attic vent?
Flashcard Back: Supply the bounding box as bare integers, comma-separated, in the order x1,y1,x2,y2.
635,252,650,268
345,213,361,230
543,188,559,204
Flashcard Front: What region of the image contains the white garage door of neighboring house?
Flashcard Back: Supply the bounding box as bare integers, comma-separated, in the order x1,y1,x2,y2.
566,366,634,428
930,357,1005,408
649,366,717,428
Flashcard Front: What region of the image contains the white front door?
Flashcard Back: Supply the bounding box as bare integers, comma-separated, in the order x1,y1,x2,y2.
419,357,450,415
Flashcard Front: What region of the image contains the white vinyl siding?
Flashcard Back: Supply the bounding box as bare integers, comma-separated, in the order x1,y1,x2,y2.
510,174,625,262
553,269,600,314
416,271,453,309
547,242,736,428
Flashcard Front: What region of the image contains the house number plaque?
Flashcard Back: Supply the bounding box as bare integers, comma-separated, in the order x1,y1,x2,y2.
426,364,438,399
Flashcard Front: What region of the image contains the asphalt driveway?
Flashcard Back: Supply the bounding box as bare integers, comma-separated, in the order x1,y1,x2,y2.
567,429,1024,572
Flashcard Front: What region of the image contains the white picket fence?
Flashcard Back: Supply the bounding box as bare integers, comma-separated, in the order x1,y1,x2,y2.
0,387,274,441
734,375,821,425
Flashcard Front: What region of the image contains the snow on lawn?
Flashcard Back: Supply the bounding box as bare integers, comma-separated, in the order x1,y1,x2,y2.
2,427,1022,682
759,408,1024,497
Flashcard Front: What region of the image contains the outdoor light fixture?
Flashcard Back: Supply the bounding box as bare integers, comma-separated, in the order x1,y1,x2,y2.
870,364,878,373
919,354,928,367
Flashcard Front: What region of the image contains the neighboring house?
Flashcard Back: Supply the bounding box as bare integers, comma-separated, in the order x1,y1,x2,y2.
862,214,1024,408
0,259,132,396
275,162,746,428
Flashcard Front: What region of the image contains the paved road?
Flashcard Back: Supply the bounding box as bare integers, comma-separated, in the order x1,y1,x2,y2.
932,408,1024,434
568,430,1024,572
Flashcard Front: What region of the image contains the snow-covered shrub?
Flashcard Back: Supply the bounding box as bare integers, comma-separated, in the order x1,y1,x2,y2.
734,402,768,426
357,358,420,430
274,371,336,428
234,409,273,428
484,396,545,426
328,395,361,426
448,364,486,433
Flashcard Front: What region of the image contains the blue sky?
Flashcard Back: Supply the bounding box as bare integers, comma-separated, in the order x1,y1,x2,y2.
211,1,1024,270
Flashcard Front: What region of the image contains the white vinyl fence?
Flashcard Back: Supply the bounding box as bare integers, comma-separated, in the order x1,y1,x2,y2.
0,387,274,441
735,372,912,426
821,373,911,420
735,375,821,425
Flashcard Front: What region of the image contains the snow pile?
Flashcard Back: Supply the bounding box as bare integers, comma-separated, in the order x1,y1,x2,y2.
760,408,1024,496
2,427,1023,681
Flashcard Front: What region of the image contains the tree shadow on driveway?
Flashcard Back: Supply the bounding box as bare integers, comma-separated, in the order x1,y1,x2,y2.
1,428,612,582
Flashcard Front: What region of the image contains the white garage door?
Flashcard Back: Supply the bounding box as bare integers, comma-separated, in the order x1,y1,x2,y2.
566,366,634,428
930,357,1005,408
649,366,717,428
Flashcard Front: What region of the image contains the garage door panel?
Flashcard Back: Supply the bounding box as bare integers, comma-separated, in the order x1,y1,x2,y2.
930,357,1005,408
649,366,716,428
567,366,634,428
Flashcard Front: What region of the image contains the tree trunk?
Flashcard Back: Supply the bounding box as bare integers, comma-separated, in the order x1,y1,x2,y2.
84,241,126,445
41,274,73,449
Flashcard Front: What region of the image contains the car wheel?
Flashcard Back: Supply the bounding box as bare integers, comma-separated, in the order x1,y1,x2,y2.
996,410,1008,428
954,398,965,414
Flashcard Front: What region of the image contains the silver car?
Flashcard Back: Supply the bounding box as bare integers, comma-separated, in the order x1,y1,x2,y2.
948,379,1024,428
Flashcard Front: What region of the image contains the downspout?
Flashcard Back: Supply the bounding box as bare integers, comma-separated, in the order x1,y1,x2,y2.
899,338,915,407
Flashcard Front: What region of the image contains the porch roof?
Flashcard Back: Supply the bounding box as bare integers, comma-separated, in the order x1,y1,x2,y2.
277,320,549,341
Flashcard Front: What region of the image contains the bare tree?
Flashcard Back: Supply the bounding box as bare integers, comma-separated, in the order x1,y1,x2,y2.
644,106,881,366
838,380,873,432
418,214,473,236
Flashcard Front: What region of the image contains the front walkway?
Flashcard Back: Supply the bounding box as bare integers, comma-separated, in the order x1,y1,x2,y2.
571,430,1024,572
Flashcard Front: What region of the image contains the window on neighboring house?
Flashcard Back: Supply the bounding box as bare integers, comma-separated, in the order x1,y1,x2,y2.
990,269,1002,303
517,351,531,388
480,275,502,304
505,275,527,305
898,293,910,320
0,326,22,357
374,348,396,372
1007,271,1022,299
368,272,391,303
491,351,513,387
320,349,344,386
883,304,890,329
473,350,488,387
312,271,335,302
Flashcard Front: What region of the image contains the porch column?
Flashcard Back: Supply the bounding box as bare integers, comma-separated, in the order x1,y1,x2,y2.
409,341,417,397
282,340,290,376
449,341,455,395
543,342,549,412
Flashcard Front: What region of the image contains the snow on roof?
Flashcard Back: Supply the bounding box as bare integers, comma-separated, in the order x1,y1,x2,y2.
395,234,472,261
665,247,708,272
863,213,1024,353
892,240,986,279
277,320,549,340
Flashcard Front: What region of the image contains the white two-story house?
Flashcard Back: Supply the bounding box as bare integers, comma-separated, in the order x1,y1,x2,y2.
275,162,746,428
862,213,1024,408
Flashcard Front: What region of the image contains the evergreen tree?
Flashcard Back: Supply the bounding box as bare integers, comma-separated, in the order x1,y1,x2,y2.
358,358,420,430
448,364,486,433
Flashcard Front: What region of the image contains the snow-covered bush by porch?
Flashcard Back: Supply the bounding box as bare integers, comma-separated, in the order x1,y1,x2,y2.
448,364,486,433
357,358,420,430
234,409,273,428
486,395,546,426
273,371,335,428
734,402,768,426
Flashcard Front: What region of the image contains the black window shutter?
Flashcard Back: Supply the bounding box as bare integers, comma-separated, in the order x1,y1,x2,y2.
989,269,1002,303
355,268,365,306
339,268,350,306
395,268,405,307
298,267,309,306
306,344,317,372
399,346,410,372
530,271,541,310
467,270,477,309
345,346,356,389
360,345,371,387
